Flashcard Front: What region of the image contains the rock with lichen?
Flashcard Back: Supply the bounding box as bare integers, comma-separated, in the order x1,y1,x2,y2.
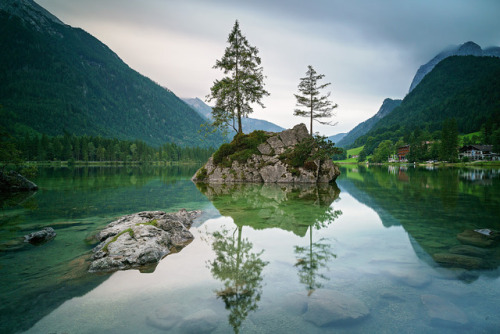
89,209,201,273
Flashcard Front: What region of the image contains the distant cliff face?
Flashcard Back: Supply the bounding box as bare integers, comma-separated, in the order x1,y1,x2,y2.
336,98,402,148
409,41,500,92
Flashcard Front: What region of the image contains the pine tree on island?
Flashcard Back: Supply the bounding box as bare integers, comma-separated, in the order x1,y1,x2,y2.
207,20,269,135
294,65,338,135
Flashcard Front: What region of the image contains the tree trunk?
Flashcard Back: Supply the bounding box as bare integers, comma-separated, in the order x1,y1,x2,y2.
237,105,243,134
310,98,313,135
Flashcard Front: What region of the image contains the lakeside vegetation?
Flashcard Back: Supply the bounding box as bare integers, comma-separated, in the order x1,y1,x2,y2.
333,129,500,166
0,128,214,173
333,120,500,165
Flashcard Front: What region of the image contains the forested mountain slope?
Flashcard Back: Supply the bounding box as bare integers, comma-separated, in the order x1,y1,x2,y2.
0,0,218,147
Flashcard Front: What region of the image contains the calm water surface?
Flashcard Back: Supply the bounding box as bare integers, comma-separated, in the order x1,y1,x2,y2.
1,165,499,333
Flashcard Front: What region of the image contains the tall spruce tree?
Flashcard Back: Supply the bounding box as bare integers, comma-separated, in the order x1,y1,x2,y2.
439,118,458,162
294,65,338,135
207,20,269,134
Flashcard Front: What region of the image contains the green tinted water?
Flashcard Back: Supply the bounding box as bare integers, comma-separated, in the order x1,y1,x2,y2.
1,165,499,333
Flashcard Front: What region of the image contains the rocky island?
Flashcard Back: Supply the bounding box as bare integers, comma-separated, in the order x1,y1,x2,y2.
192,124,340,184
89,209,201,273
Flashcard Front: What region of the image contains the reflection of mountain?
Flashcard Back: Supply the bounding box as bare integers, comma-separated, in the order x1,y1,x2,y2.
0,255,109,334
0,166,206,334
338,166,500,276
23,165,204,220
196,183,340,237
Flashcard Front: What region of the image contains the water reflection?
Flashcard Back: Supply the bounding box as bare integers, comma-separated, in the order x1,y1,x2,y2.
294,229,337,296
206,227,268,334
196,183,341,237
339,165,500,279
0,165,204,334
198,182,342,331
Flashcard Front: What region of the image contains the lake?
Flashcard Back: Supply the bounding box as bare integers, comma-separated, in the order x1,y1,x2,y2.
1,165,499,333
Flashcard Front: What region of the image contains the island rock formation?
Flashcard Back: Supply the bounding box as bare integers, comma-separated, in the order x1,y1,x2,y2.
89,209,200,273
192,124,340,184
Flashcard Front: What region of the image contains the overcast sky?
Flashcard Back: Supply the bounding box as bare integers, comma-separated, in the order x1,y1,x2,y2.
37,0,500,136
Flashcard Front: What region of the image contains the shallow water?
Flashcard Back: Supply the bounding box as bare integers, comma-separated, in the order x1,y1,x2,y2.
1,165,499,333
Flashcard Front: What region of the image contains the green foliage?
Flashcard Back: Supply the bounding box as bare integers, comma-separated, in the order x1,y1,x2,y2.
439,118,459,162
196,167,208,180
371,140,394,163
0,126,23,171
10,132,215,163
281,135,341,167
281,138,315,167
212,130,271,167
0,11,222,148
331,148,347,161
357,150,367,162
207,20,269,134
493,129,500,154
213,143,236,166
294,65,338,135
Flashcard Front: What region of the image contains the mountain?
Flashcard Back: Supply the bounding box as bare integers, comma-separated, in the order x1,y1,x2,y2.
336,98,402,148
327,132,347,144
352,56,500,148
409,41,500,92
0,0,218,147
182,97,285,134
341,41,500,149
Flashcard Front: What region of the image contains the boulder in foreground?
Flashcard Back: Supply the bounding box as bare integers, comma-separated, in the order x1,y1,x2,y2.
0,171,38,192
89,209,201,273
192,124,340,184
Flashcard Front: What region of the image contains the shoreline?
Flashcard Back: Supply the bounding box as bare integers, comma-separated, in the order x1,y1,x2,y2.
336,161,500,167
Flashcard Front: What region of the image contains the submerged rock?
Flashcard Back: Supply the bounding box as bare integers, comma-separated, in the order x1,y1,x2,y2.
192,124,340,184
89,209,201,273
432,253,488,270
0,171,38,192
448,245,491,257
421,294,468,327
303,289,370,326
24,227,56,244
456,229,499,248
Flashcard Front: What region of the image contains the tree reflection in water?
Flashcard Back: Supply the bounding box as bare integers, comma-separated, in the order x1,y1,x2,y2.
198,182,342,331
294,204,341,296
206,226,268,334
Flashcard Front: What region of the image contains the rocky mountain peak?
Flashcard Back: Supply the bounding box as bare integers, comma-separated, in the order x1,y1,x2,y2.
456,41,482,56
375,98,402,119
408,41,499,93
